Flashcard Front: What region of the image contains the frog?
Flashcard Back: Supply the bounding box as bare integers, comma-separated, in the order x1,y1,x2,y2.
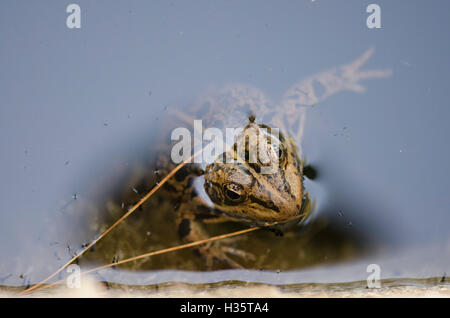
149,48,391,268
160,114,310,268
84,48,391,270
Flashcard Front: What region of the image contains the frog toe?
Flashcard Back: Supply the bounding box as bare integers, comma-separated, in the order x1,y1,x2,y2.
221,246,256,262
203,245,244,269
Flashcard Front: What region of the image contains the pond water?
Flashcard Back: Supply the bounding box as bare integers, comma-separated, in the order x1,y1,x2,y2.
0,1,449,288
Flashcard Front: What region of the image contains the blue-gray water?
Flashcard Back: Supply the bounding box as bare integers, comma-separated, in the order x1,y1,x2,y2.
0,1,449,287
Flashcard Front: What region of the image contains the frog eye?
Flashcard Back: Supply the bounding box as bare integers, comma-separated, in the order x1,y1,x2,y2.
223,183,246,204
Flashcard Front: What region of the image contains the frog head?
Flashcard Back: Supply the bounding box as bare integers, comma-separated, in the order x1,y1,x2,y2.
203,119,307,225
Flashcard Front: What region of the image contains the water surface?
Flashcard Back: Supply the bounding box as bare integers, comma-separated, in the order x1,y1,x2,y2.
0,0,449,287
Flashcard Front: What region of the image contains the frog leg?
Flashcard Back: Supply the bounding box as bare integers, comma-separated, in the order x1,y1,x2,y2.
157,155,246,269
159,158,242,269
219,246,256,262
175,204,244,269
200,216,256,261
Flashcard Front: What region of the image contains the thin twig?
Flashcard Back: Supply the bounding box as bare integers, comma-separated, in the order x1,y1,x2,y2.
24,209,310,295
26,227,260,294
20,149,203,295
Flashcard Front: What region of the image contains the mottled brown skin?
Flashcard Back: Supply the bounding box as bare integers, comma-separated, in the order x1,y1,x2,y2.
204,121,305,225
162,117,308,268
